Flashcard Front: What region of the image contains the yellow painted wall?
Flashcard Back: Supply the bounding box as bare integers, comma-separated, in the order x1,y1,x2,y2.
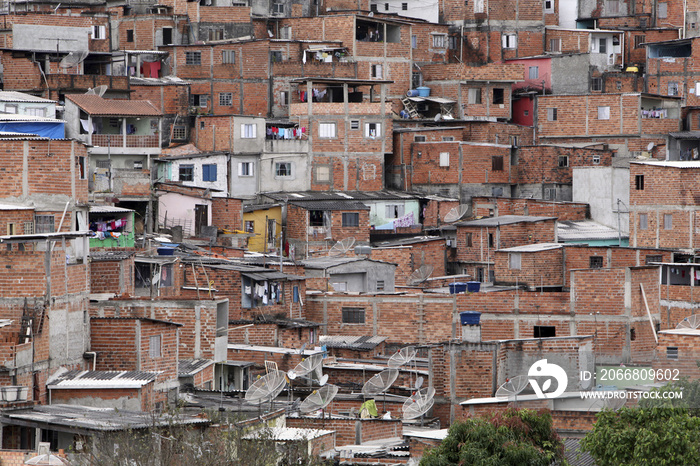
243,206,282,253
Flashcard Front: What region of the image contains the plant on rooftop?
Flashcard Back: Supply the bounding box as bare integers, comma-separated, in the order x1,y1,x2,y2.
419,408,565,466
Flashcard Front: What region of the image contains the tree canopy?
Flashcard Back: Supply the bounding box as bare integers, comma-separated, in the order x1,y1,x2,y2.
420,408,565,466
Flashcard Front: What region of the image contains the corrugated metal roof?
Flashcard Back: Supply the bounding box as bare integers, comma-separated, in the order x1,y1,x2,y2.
558,220,625,241
454,215,557,227
178,359,214,377
265,190,418,202
319,335,386,350
89,205,134,213
244,427,334,441
288,200,370,211
130,76,190,86
498,243,563,252
90,251,135,261
0,91,55,103
66,94,161,117
47,370,158,389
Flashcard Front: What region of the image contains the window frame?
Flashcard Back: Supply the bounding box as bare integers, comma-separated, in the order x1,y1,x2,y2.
664,213,673,230
432,34,447,49
238,162,253,177
590,256,604,268
365,122,382,139
185,51,202,66
528,66,539,80
342,212,360,227
34,215,55,234
222,50,235,64
219,92,233,106
275,162,292,178
547,108,558,121
202,164,217,182
149,334,162,358
319,122,337,139
241,123,257,139
492,155,504,171
341,307,365,324
179,164,194,182
639,213,648,230
635,174,644,190
439,152,450,167
509,253,522,270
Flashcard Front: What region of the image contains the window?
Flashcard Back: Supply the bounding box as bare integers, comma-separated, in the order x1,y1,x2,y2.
244,220,254,233
534,326,556,338
668,82,679,96
270,51,283,62
590,256,604,268
593,155,600,164
439,152,450,167
645,255,662,264
597,106,610,120
509,253,521,270
91,25,106,39
185,51,201,65
172,125,187,140
547,108,558,121
319,122,336,138
658,2,667,18
241,123,256,138
468,88,482,104
442,136,454,142
293,285,300,302
492,88,504,104
162,27,172,45
342,307,365,324
179,164,194,181
492,155,504,171
280,91,288,106
219,92,232,106
411,34,417,49
465,233,472,247
4,104,17,114
664,214,673,230
385,2,389,10
191,94,208,108
598,38,607,54
635,174,644,190
402,2,408,9
606,0,619,14
222,50,235,64
639,213,648,230
412,71,423,88
350,120,360,130
634,35,646,48
528,66,539,80
550,38,561,52
272,0,284,14
126,29,134,42
371,64,383,79
202,164,217,181
592,77,603,91
558,156,568,167
488,232,494,248
342,212,359,227
502,33,517,49
208,28,223,41
666,346,678,360
25,107,45,117
280,26,291,39
77,156,86,179
275,162,292,177
432,34,446,48
149,335,161,358
365,122,381,138
377,280,385,291
315,166,330,182
238,162,253,177
6,223,15,235
35,215,55,234
630,327,636,341
544,0,554,11
385,204,405,219
309,210,325,227
414,135,426,142
474,0,484,13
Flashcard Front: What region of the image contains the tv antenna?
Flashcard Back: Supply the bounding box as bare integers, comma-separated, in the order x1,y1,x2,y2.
388,346,416,369
495,375,529,403
677,314,700,329
407,265,434,286
328,237,356,257
361,369,398,397
443,205,469,223
402,387,435,421
299,384,339,415
59,50,88,71
244,370,287,405
85,85,108,97
287,353,328,386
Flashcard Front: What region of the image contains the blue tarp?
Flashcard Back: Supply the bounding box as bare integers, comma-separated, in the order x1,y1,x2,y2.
374,221,395,230
0,121,65,139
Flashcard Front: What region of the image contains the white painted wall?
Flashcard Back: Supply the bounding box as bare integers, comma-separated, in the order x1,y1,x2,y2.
158,192,213,236
573,166,629,233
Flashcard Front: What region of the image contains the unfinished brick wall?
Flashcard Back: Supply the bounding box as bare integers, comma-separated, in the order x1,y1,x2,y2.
455,219,557,263
211,197,243,231
90,257,136,296
471,197,589,220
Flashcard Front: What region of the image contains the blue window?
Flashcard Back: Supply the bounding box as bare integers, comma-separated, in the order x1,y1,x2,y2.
202,164,217,182
293,285,299,303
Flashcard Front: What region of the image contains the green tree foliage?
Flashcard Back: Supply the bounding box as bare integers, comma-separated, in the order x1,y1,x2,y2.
580,406,700,466
420,408,565,466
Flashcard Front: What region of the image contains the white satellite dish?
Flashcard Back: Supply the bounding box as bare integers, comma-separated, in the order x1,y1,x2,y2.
328,237,356,257
361,369,398,397
604,394,627,411
647,142,654,151
495,375,529,401
388,346,417,369
414,376,424,390
287,354,327,385
92,85,108,97
300,384,339,414
677,314,700,329
407,265,434,286
443,205,469,223
402,387,435,420
59,50,88,69
244,370,287,404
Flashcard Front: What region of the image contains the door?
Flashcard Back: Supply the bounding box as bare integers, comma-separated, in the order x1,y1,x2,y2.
194,204,208,236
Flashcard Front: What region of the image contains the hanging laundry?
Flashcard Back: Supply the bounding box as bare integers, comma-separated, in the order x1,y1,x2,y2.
245,285,252,295
149,61,161,78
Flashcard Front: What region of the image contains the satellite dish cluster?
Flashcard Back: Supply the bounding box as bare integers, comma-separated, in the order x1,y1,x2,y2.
242,345,435,421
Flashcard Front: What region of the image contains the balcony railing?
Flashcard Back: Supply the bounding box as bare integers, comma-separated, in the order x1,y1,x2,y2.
92,134,159,148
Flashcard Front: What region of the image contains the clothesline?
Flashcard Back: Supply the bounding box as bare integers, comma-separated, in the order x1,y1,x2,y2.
266,126,306,140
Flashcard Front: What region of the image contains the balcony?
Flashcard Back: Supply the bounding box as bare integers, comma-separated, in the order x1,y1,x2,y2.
92,134,159,148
